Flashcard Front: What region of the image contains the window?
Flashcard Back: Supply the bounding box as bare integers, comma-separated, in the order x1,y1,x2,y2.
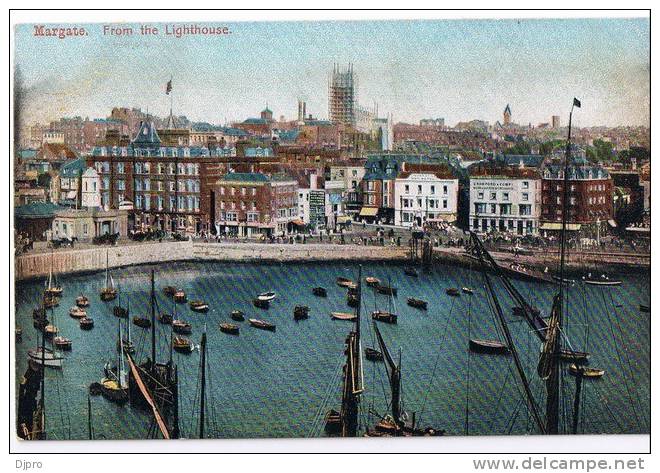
417,185,422,194
522,181,529,189
503,192,509,201
117,179,125,191
443,185,448,195
430,185,435,195
368,181,375,191
443,199,448,209
117,163,125,174
478,192,484,200
490,192,496,200
522,193,529,201
405,185,410,194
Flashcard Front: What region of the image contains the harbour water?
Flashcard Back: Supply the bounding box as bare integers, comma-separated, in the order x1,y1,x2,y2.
14,260,650,439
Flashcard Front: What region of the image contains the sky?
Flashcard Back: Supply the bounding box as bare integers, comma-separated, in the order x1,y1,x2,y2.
13,18,650,128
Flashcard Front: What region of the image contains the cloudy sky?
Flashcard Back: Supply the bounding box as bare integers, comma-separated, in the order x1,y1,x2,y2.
14,17,650,127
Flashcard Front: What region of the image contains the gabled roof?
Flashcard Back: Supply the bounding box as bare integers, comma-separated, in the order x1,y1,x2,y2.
504,104,511,115
60,158,86,178
132,121,161,145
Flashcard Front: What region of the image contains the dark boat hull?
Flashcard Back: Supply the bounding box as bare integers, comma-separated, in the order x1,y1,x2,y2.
469,339,510,355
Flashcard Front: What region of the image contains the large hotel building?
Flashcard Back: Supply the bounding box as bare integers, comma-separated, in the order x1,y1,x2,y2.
87,120,277,234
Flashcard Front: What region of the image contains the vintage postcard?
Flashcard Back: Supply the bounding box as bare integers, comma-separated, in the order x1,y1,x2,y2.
11,11,650,451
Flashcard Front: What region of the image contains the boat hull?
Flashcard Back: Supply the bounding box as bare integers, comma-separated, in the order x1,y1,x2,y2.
469,339,510,355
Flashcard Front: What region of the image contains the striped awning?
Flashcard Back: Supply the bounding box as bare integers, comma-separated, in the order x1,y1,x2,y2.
359,207,378,217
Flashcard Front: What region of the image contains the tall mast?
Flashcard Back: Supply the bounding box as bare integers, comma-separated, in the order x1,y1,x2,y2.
105,250,109,287
373,322,402,431
199,329,207,439
40,323,46,439
545,98,580,435
150,270,156,372
87,395,93,440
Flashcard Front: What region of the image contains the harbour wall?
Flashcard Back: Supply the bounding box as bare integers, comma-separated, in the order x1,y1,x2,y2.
14,240,648,282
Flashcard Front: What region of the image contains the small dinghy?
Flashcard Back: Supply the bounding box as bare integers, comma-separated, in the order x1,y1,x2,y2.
312,287,327,297
569,364,604,379
583,274,622,286
365,347,384,362
173,336,193,353
159,312,173,324
79,317,94,330
163,286,177,297
461,287,474,295
172,319,192,335
469,339,510,355
248,318,276,332
365,277,380,287
336,277,357,289
69,306,87,318
347,294,359,308
219,323,240,335
75,295,90,307
257,291,277,302
407,297,427,310
113,306,128,319
446,288,460,297
294,305,310,320
189,300,209,313
54,336,72,351
371,310,397,324
559,349,590,363
331,312,356,321
230,310,245,321
174,290,187,303
133,317,151,329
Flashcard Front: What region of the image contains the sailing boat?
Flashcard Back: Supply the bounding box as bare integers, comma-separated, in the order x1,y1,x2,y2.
100,250,117,301
100,321,129,404
372,277,397,324
365,322,442,437
325,266,364,436
44,250,63,297
52,307,72,351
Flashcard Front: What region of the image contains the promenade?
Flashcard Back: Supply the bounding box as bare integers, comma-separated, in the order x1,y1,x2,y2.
14,236,649,282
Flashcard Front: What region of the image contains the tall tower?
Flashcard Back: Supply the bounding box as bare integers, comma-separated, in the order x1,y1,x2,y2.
328,63,355,127
503,104,512,126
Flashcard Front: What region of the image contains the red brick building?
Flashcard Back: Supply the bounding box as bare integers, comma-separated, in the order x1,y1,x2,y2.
541,158,614,227
214,172,299,237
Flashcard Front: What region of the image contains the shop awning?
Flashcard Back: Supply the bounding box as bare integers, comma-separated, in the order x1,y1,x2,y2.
337,216,352,224
428,214,456,223
539,222,582,231
359,207,378,217
66,190,77,199
289,219,305,226
608,219,617,228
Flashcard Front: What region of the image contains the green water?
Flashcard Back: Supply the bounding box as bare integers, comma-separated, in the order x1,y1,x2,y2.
14,260,650,439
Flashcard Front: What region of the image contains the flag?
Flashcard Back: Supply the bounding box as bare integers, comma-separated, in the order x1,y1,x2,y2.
166,80,172,95
573,97,581,108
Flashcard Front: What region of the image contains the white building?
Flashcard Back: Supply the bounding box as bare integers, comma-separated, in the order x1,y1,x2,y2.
81,167,102,209
394,169,459,227
469,164,541,235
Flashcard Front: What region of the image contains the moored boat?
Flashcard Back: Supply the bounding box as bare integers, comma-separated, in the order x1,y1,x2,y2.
330,311,357,321
568,364,604,379
347,293,359,308
172,319,192,335
79,317,94,330
365,347,383,362
257,291,277,302
337,277,357,289
100,250,117,301
294,305,310,320
173,336,194,353
44,324,58,338
371,310,397,324
504,263,555,284
312,286,327,297
219,323,240,335
28,347,63,368
559,348,589,363
33,307,46,319
461,287,474,295
469,339,510,355
75,295,90,307
43,295,59,309
189,300,210,313
583,274,622,286
248,318,276,332
44,253,63,297
446,288,460,297
53,336,72,351
100,377,129,404
174,290,187,303
69,306,87,318
132,317,151,329
159,312,173,324
253,298,269,309
406,297,427,310
365,277,380,287
230,310,245,321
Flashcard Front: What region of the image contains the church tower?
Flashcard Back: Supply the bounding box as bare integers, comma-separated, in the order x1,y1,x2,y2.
503,104,512,126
